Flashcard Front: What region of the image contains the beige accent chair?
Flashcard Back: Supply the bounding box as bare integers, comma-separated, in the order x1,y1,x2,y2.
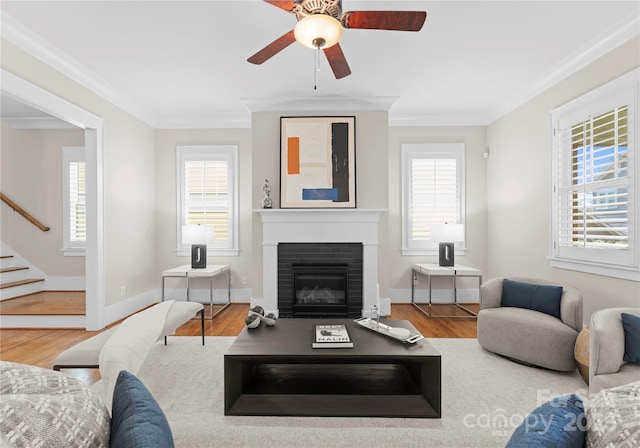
589,307,640,394
477,277,583,371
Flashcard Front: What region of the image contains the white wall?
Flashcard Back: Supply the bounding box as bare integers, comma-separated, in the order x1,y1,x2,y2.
1,39,156,314
250,110,389,305
3,32,638,325
486,36,640,323
0,122,85,277
154,128,253,300
387,126,488,302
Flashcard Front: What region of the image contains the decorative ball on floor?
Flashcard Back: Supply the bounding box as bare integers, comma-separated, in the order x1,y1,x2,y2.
249,306,265,318
264,313,277,326
245,314,261,329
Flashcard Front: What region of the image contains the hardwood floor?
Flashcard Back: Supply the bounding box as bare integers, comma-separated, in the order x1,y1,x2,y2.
0,302,477,385
0,291,86,315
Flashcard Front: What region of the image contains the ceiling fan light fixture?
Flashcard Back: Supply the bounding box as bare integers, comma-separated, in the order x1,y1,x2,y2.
294,14,343,49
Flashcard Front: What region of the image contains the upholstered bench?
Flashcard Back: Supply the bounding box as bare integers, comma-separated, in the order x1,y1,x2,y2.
53,301,204,371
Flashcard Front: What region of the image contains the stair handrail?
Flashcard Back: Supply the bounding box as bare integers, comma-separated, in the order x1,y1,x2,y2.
0,193,50,232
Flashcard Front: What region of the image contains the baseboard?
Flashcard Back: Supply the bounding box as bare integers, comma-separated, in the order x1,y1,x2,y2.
0,314,85,328
104,290,157,326
160,286,252,303
104,287,251,328
250,297,393,318
390,288,480,304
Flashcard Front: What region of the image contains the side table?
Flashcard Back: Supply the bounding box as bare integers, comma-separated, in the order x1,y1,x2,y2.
411,263,482,319
574,327,590,385
161,264,231,320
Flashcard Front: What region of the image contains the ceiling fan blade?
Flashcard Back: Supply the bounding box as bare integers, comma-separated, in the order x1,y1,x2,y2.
341,11,427,31
263,0,296,12
323,43,351,79
247,30,296,65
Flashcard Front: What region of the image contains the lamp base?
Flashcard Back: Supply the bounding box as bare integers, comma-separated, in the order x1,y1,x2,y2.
438,242,454,267
191,244,207,269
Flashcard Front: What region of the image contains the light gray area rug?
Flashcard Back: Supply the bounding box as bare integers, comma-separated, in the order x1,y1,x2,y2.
137,337,584,448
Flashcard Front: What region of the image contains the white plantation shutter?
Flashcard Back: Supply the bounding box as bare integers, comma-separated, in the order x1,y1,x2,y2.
184,160,229,241
177,146,238,255
402,143,465,254
62,146,85,254
556,106,629,250
551,69,638,280
69,161,86,243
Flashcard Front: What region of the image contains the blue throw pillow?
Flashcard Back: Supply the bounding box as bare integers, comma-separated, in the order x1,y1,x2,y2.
110,370,174,448
501,279,563,319
621,313,640,363
506,394,586,448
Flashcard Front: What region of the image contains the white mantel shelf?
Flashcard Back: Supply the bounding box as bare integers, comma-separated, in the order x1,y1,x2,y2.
255,208,386,318
255,208,386,221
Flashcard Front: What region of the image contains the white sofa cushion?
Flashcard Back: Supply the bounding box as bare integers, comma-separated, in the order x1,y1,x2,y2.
587,381,640,447
99,300,174,413
0,361,110,447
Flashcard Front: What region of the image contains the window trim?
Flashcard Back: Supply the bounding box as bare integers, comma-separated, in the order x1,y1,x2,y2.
401,143,466,256
549,68,639,281
175,145,239,257
61,146,85,257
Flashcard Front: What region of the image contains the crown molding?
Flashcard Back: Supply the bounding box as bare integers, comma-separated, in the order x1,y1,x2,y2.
155,115,252,129
242,96,399,113
1,12,157,128
2,116,79,130
388,113,488,127
2,9,637,131
485,14,640,125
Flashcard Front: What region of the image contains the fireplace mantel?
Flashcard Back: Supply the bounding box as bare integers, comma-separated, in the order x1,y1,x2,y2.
256,208,385,221
256,209,385,317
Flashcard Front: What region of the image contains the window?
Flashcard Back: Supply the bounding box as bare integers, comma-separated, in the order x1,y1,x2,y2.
176,145,238,256
62,146,85,256
401,143,466,255
550,68,638,281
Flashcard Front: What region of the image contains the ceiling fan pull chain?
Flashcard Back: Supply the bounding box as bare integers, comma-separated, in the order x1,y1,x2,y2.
314,47,320,90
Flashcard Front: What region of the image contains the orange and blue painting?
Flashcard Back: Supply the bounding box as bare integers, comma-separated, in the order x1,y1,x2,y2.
281,116,356,208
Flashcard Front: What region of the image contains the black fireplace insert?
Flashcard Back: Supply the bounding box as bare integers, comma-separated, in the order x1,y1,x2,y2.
292,264,348,317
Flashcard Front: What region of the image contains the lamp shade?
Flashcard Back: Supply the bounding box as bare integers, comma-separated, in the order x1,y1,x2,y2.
182,224,215,245
294,15,343,49
430,223,464,243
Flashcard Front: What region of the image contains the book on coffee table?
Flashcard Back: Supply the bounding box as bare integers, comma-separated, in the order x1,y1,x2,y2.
313,324,354,348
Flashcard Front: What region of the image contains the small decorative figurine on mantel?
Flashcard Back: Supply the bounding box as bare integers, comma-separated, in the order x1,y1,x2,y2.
262,178,273,209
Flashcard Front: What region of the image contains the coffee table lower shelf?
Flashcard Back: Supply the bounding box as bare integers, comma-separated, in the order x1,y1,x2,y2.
227,394,438,418
225,362,440,418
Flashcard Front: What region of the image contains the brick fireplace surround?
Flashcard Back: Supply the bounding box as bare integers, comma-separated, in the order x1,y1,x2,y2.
256,209,385,318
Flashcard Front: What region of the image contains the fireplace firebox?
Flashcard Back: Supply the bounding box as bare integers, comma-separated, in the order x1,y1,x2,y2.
293,264,348,317
278,243,362,318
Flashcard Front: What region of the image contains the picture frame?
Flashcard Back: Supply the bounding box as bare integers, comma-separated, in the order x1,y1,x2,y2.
280,116,356,208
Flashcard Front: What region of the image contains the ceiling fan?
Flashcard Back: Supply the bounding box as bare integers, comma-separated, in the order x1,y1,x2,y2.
247,0,427,79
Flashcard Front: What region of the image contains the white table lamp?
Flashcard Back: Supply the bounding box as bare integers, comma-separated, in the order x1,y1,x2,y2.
431,223,464,267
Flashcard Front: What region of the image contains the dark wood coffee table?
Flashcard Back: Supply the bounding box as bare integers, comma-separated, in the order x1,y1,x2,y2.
224,318,441,418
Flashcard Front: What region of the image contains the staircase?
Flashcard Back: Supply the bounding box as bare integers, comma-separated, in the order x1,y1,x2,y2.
0,255,45,301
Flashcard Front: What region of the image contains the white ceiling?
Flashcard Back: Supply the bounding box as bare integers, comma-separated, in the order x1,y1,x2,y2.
1,1,638,128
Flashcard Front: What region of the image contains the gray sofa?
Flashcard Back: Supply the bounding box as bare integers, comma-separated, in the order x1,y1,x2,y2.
477,277,583,371
589,307,640,394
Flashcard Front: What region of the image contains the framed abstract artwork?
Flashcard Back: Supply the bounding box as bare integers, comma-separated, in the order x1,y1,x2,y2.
280,116,356,208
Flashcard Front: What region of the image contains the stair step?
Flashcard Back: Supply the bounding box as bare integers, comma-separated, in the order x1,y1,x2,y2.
0,290,85,316
0,256,15,269
0,267,28,274
0,266,31,285
0,278,44,289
